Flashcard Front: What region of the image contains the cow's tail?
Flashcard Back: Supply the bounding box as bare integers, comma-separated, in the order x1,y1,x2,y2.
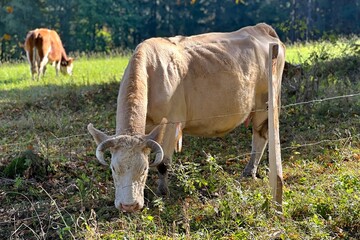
24,31,33,63
24,31,34,75
275,42,286,111
25,31,40,64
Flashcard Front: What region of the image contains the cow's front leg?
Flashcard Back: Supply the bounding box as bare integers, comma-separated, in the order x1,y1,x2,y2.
157,159,170,196
43,65,47,76
55,61,61,76
155,122,178,196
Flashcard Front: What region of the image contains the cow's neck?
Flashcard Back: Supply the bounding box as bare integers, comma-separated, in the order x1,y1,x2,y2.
61,50,69,62
116,50,148,135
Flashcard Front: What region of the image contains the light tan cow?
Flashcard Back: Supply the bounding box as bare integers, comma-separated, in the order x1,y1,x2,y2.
24,28,73,79
88,23,286,212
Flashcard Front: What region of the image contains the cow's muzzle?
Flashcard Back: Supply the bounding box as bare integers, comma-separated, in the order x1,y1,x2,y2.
119,203,141,212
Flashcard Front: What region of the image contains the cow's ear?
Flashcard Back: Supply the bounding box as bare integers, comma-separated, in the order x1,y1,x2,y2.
68,57,74,64
87,123,110,145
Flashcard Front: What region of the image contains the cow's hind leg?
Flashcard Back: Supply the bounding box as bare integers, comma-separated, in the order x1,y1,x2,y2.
38,47,51,78
39,57,48,78
242,111,268,178
26,49,37,80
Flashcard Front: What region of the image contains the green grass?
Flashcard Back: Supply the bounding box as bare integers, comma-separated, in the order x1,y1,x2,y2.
286,36,360,63
0,55,128,91
0,39,359,239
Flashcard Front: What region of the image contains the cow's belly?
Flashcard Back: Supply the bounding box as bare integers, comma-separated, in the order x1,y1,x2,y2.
183,113,249,137
147,69,258,136
183,91,254,136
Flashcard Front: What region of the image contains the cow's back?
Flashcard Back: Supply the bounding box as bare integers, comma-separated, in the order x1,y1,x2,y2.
142,23,284,136
25,28,65,62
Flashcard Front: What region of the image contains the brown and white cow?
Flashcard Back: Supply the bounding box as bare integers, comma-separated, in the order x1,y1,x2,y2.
24,28,73,79
88,23,286,212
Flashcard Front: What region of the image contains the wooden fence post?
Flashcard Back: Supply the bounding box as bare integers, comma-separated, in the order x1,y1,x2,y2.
268,43,283,212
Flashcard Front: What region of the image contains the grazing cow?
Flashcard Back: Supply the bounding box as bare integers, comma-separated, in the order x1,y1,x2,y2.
88,23,286,212
24,28,73,79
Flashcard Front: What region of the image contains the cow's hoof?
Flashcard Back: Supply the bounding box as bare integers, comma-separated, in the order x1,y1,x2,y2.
157,185,169,197
241,171,261,179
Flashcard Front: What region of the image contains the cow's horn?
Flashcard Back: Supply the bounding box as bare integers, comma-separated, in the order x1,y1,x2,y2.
96,135,141,165
95,139,115,166
145,139,164,167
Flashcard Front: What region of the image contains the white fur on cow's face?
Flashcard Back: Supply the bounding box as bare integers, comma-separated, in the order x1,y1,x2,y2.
60,62,73,76
110,146,150,211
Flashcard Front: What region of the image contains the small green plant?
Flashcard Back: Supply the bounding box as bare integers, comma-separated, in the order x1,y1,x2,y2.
75,173,96,206
174,160,208,195
13,176,24,189
3,150,48,179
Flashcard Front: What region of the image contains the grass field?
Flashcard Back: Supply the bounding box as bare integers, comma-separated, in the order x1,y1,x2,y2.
0,38,359,239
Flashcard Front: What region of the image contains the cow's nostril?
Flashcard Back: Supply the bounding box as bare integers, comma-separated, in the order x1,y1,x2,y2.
121,203,139,212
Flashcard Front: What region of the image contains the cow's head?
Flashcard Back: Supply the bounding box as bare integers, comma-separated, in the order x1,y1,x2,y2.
87,121,166,212
60,58,74,76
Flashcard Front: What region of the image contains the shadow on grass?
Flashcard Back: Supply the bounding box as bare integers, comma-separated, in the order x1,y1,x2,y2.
0,81,120,113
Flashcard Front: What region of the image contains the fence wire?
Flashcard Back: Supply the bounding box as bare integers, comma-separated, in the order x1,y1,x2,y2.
282,92,360,108
0,90,359,239
0,91,359,160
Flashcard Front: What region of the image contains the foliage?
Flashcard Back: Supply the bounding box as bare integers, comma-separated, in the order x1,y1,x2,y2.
2,149,49,179
283,36,360,105
1,0,360,60
0,39,359,239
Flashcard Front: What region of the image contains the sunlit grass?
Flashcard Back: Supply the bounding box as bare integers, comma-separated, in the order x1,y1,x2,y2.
1,38,359,239
0,55,129,105
72,56,129,86
0,55,129,91
286,36,360,63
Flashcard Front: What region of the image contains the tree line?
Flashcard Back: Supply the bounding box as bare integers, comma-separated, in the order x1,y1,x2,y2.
1,0,359,61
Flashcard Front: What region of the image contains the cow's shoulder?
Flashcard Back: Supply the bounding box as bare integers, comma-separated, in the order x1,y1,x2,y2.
138,37,179,51
132,37,181,66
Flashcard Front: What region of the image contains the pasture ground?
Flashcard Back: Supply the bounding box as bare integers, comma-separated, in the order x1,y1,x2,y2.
0,39,359,239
